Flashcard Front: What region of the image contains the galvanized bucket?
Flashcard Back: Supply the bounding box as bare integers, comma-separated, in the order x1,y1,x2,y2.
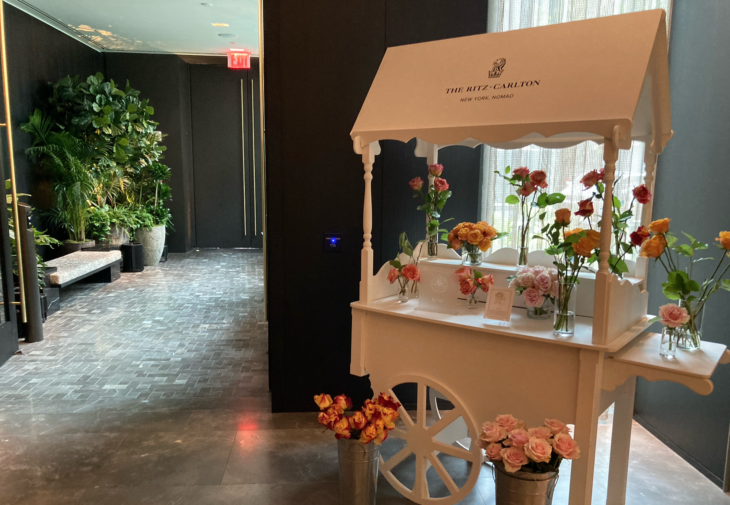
493,462,558,505
338,438,380,505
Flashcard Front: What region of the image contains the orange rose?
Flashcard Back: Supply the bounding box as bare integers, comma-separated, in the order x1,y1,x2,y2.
377,393,401,411
584,230,601,248
332,394,352,414
378,407,399,428
451,239,463,250
467,229,484,245
333,417,351,439
458,227,470,240
716,231,730,250
478,238,492,252
349,411,368,430
318,407,340,430
360,424,379,444
564,228,584,240
640,235,666,258
374,429,389,445
649,218,671,235
362,399,377,421
555,208,571,226
314,394,333,411
572,237,596,257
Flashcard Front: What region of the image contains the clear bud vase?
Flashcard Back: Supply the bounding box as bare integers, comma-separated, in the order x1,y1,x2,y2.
553,280,576,337
678,299,702,351
427,234,438,260
517,224,529,270
526,298,552,320
409,280,420,299
466,291,479,309
461,243,482,266
398,281,409,303
660,327,678,359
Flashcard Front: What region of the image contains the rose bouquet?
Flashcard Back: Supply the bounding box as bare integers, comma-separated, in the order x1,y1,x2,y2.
478,414,580,474
508,266,558,319
388,232,422,302
411,164,452,259
642,219,730,350
655,303,691,358
315,393,401,445
455,266,494,309
496,166,565,267
577,169,654,277
446,221,503,266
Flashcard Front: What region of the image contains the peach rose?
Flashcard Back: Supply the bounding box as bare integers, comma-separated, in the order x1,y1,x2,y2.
478,238,493,252
584,230,601,248
486,442,503,461
564,228,583,240
402,264,420,282
552,433,580,459
332,394,352,414
467,229,484,245
658,303,690,328
519,181,536,197
496,414,525,432
428,164,443,177
508,429,530,448
572,236,595,257
715,231,730,250
460,278,477,296
524,436,552,463
630,226,650,247
535,272,552,294
555,208,571,226
580,170,601,188
360,424,378,444
633,184,652,205
480,223,498,239
434,177,449,192
544,418,570,435
455,266,473,281
517,272,535,288
334,417,351,439
513,166,530,178
387,267,399,284
500,447,529,473
476,274,494,292
530,170,548,189
349,411,368,430
649,218,671,234
528,426,552,440
575,198,594,217
409,177,423,190
480,421,506,444
640,235,666,258
314,394,333,410
451,239,463,250
523,288,544,308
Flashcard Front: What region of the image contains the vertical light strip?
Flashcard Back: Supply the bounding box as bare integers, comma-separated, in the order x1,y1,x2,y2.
251,79,257,236
258,0,267,320
241,80,247,236
0,0,25,322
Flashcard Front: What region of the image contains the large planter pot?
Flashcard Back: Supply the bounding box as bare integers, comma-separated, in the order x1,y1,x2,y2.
109,224,130,247
62,240,95,255
338,438,380,505
121,242,145,272
136,225,166,266
493,462,558,505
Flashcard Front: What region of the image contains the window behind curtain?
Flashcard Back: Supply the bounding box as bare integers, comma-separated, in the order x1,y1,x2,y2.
481,0,673,255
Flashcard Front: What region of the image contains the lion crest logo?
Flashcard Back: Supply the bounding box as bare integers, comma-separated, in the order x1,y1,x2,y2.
489,58,507,78
430,275,449,293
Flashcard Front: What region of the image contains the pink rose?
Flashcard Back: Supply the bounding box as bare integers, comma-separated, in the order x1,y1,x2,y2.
544,418,570,435
529,170,548,189
658,304,690,328
633,184,652,205
508,429,530,448
428,164,443,177
580,170,601,188
517,272,535,288
387,267,399,284
455,266,473,281
535,273,552,294
409,177,423,190
532,265,546,275
508,277,519,289
433,178,449,192
480,421,506,444
519,181,536,197
513,166,530,178
460,278,476,296
500,447,529,473
524,436,552,463
401,264,420,282
496,414,525,433
548,268,558,281
528,426,552,440
486,442,503,461
523,288,544,308
552,432,581,460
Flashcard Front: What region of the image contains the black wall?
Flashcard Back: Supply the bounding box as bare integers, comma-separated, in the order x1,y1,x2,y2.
265,0,488,412
635,0,730,486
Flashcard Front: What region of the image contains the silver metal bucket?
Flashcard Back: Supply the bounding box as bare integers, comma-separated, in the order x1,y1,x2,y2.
338,438,380,505
493,462,559,505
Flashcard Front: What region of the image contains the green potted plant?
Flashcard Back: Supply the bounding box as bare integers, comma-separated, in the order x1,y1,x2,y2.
134,162,172,266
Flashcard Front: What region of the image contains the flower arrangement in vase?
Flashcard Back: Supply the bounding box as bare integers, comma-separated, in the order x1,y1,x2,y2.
577,169,654,277
655,303,691,358
479,414,579,503
508,266,559,320
410,164,452,259
388,232,422,302
446,221,503,266
455,266,494,309
641,220,730,350
496,166,565,268
314,393,402,444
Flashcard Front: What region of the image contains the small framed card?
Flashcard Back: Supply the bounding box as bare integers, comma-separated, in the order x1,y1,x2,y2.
484,287,515,322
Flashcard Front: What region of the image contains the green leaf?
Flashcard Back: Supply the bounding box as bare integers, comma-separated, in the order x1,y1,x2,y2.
103,105,112,115
145,106,155,115
116,137,129,146
505,166,511,174
721,279,730,292
687,279,700,292
536,193,548,207
674,244,693,257
505,195,520,205
127,103,138,113
612,196,621,209
546,193,566,205
389,259,402,269
474,271,483,279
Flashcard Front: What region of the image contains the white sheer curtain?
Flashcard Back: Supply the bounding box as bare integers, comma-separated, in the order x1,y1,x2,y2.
482,0,673,254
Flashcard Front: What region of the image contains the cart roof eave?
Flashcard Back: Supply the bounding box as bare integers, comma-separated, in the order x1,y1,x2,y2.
351,9,672,154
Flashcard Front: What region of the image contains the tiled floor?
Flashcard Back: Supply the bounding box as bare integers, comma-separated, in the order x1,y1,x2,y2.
0,249,727,504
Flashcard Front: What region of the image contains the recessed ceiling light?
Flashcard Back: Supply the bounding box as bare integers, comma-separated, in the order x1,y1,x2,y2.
200,3,213,6
212,23,229,27
218,33,238,38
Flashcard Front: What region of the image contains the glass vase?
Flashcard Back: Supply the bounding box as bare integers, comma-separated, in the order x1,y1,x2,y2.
678,299,702,351
466,291,479,309
427,234,438,260
517,224,529,270
527,298,552,320
409,280,420,300
397,282,409,303
461,243,482,266
553,280,576,337
660,327,679,359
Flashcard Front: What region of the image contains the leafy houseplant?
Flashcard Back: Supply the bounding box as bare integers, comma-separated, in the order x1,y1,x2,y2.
411,164,452,259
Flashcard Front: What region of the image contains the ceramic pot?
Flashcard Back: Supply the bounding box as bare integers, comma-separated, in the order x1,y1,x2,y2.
136,225,166,266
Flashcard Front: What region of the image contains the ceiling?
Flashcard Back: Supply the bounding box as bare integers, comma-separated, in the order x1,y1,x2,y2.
6,0,259,55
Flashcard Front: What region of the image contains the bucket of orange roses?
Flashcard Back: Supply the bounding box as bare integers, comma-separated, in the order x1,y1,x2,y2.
479,414,580,505
315,393,402,505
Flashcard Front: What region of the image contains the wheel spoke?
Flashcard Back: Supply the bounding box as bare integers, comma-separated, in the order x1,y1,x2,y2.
381,445,412,472
388,388,413,428
414,454,430,499
427,407,463,438
417,382,427,428
427,452,459,495
433,441,476,461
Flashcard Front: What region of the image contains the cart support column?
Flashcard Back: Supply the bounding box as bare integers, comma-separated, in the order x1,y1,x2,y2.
606,376,637,505
358,140,380,304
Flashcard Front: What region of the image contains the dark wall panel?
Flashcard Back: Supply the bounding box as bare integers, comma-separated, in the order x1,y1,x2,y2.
105,53,195,253
634,0,730,486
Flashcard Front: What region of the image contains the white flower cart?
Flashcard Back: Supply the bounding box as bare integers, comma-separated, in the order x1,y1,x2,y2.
349,10,730,505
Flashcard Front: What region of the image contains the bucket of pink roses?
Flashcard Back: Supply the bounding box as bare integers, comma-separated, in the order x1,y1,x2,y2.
479,414,580,505
314,393,402,505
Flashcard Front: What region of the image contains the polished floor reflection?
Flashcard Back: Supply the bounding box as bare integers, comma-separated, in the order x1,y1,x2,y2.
0,250,728,504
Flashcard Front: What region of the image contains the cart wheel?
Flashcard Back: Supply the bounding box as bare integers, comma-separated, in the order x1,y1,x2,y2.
378,376,482,505
429,387,471,451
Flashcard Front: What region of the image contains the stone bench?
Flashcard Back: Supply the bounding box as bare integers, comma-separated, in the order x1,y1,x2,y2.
45,250,122,288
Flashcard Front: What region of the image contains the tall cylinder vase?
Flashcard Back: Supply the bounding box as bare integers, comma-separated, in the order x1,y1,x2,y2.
517,224,529,270
427,234,438,260
338,438,380,505
678,299,702,351
553,280,576,338
493,462,558,505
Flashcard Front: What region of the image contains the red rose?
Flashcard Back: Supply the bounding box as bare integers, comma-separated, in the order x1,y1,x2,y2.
519,181,536,197
433,178,449,192
580,170,601,189
529,170,548,189
630,226,651,247
633,184,652,205
409,177,423,190
598,169,605,181
513,167,530,178
575,198,594,217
